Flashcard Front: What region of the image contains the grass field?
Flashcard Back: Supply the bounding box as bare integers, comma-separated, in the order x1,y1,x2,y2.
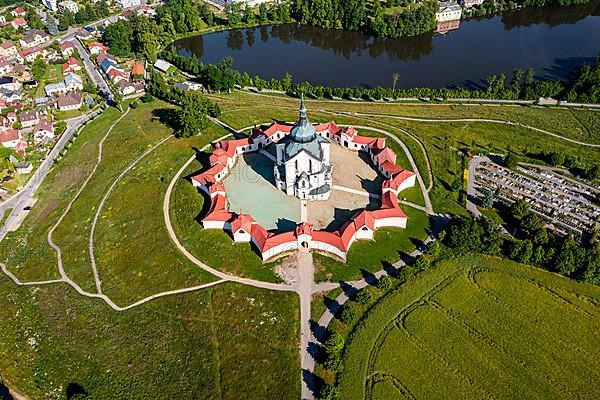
338,255,600,399
0,101,301,399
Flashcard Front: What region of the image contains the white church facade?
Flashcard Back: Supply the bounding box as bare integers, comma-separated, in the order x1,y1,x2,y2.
274,97,333,200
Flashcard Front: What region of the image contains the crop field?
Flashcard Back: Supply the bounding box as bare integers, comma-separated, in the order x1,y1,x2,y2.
338,255,600,399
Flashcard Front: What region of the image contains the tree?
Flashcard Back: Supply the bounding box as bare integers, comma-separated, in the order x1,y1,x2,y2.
548,151,565,166
510,199,530,222
45,16,59,36
553,236,579,276
504,153,518,169
97,0,110,17
177,91,212,137
243,4,256,24
31,56,46,81
392,72,400,91
103,21,132,57
524,68,535,85
259,2,269,23
481,189,495,209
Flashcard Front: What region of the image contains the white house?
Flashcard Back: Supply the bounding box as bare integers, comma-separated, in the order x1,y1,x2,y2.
19,110,38,128
60,40,76,57
33,118,55,143
42,0,58,12
56,91,82,111
436,1,462,22
19,30,50,49
115,0,141,9
45,82,67,96
0,129,22,148
64,72,83,91
58,0,78,13
0,41,18,58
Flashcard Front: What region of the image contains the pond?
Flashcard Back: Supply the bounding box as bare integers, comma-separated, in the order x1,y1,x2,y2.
172,1,600,89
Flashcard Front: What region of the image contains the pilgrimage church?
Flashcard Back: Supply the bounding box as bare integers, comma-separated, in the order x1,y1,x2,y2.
191,97,417,261
274,96,333,200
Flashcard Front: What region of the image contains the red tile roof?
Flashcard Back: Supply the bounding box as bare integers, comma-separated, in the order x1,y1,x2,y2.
0,129,20,142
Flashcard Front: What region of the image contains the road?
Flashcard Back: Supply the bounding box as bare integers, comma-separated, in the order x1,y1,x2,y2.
466,156,487,217
0,108,104,241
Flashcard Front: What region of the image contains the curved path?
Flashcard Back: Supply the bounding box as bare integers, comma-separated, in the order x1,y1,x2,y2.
349,112,600,148
89,134,173,294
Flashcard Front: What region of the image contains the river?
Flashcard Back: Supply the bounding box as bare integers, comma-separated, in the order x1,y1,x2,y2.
172,1,600,89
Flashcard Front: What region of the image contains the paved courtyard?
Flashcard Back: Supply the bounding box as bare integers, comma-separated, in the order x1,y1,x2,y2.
222,142,383,232
223,152,301,231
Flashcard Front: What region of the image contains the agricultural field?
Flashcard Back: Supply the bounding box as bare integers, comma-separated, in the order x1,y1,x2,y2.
0,100,300,399
338,255,600,399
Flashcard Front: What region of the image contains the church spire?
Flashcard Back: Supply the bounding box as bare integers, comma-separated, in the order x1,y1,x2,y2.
299,93,307,123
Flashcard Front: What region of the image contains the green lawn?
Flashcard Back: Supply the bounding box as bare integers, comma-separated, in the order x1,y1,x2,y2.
337,255,600,399
0,101,301,399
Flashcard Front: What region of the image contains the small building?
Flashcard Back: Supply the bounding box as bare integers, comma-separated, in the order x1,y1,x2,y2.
115,0,142,9
0,41,18,58
88,41,109,55
0,59,14,75
436,1,462,22
56,91,82,111
0,77,21,92
0,129,22,148
45,82,67,96
173,80,203,92
62,57,81,74
42,0,58,12
74,28,93,40
11,7,26,17
20,46,45,63
462,0,485,7
16,162,32,174
58,0,78,13
64,73,83,91
19,110,38,128
118,79,136,95
33,118,54,143
60,40,76,57
19,30,50,48
131,63,144,80
11,17,28,30
154,59,176,75
97,52,117,66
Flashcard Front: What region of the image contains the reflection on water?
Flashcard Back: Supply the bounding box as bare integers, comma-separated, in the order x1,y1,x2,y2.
173,0,600,88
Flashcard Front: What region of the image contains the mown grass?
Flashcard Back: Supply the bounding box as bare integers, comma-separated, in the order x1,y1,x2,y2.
170,155,283,283
338,255,600,399
313,207,431,282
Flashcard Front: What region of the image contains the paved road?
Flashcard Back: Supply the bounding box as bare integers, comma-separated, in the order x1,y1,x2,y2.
0,109,104,241
70,36,113,101
466,156,487,217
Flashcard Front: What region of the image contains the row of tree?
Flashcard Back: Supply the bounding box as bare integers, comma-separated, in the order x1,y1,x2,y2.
445,210,599,284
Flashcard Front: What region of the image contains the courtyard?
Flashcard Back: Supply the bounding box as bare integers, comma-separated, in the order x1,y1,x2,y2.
222,138,384,232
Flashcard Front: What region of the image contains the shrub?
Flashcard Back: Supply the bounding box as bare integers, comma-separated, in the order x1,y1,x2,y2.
141,93,154,103
339,303,358,325
319,384,340,400
377,275,393,291
354,289,374,305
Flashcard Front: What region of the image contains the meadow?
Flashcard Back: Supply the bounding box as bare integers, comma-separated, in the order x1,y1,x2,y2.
0,101,300,399
337,255,600,399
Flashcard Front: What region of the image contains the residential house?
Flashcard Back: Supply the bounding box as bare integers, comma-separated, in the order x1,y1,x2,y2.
0,41,18,58
42,0,58,12
131,62,144,80
11,17,28,30
0,58,14,75
16,162,33,174
44,82,67,96
64,72,83,91
97,52,117,66
435,1,462,22
0,115,10,129
107,68,127,82
88,42,109,55
56,91,82,111
19,110,38,128
0,16,4,24
154,59,175,75
118,80,136,95
19,30,50,49
60,40,76,57
115,0,141,9
74,28,93,40
62,57,81,74
11,7,26,17
20,46,45,63
33,118,54,143
0,129,22,148
173,80,203,92
462,0,485,7
58,1,78,13
6,112,17,124
0,77,21,92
